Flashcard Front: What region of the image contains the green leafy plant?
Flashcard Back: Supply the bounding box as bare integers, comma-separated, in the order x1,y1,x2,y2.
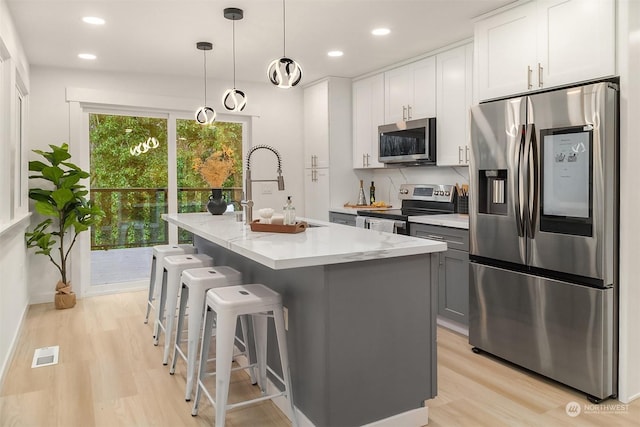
25,143,104,286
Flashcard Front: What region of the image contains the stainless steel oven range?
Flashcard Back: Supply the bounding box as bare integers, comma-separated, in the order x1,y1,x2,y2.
356,183,457,235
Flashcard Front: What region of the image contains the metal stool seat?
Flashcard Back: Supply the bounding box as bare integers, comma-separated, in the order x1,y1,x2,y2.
169,266,248,401
192,284,298,427
154,253,213,365
145,244,196,331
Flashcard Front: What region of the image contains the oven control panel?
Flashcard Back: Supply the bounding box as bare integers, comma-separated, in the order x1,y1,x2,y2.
398,184,456,202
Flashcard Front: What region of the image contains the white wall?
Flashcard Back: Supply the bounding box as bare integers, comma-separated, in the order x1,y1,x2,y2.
616,0,640,404
27,65,304,302
0,0,30,387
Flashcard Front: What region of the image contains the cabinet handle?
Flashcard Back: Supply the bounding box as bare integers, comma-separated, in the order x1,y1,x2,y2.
465,146,470,164
538,63,543,88
366,153,370,167
362,153,366,168
527,65,533,90
407,105,412,120
425,234,445,241
402,105,407,121
458,146,463,164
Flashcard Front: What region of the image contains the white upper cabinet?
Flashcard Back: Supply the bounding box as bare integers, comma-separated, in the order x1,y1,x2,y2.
385,56,436,123
475,0,615,101
538,0,615,89
304,79,330,169
475,2,537,101
436,43,473,166
352,74,384,169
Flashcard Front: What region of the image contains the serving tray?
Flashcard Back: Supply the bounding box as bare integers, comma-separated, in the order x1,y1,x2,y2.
250,219,307,233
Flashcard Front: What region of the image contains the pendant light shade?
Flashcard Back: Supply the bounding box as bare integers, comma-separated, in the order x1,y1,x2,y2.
267,0,303,88
223,7,247,111
195,41,216,125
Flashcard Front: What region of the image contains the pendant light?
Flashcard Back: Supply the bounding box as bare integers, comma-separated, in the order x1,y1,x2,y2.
267,0,303,88
222,8,247,111
195,41,216,125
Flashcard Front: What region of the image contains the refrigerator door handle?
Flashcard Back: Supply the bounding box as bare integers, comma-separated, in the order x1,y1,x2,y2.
515,124,526,237
524,123,538,237
523,123,538,238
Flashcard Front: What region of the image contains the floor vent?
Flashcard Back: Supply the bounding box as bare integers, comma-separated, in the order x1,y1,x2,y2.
31,346,59,368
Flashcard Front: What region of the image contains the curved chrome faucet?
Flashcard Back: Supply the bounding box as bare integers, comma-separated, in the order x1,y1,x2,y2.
241,144,285,223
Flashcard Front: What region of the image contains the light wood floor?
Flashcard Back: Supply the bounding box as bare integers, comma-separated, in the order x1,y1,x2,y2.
1,291,638,427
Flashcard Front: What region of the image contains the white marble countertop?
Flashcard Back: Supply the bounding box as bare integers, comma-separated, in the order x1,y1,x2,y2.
163,212,446,270
409,214,469,230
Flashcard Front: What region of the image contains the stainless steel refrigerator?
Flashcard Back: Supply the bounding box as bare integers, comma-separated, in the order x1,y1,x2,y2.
469,82,618,402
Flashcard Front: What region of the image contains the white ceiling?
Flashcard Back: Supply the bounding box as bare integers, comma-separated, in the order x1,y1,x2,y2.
6,0,514,85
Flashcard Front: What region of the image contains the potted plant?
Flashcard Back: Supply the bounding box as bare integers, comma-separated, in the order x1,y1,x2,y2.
193,144,236,215
25,143,104,309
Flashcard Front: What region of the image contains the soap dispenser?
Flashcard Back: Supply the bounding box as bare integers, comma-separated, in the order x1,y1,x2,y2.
283,196,296,225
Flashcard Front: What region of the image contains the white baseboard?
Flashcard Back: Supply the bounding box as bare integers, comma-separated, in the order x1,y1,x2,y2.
83,280,148,298
437,316,469,336
0,302,29,390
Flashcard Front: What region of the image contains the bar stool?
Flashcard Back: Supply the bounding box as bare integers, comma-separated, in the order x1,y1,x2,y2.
192,284,298,427
145,244,197,331
169,266,248,401
154,253,214,365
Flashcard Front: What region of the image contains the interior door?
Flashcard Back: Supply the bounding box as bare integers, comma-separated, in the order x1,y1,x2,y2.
527,83,617,283
469,97,527,265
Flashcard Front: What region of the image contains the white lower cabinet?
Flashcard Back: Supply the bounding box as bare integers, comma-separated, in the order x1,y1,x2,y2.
436,43,473,166
304,168,330,222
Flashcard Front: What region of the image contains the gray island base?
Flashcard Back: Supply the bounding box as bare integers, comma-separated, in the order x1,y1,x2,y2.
163,213,445,426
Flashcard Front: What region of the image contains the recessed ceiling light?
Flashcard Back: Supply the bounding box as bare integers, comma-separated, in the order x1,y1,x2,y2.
372,28,391,36
82,16,105,25
327,50,344,57
78,53,97,60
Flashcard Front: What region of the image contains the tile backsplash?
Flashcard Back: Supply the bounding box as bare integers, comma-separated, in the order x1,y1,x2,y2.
370,166,469,207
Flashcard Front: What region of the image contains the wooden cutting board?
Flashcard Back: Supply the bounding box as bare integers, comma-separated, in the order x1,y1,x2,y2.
343,203,392,209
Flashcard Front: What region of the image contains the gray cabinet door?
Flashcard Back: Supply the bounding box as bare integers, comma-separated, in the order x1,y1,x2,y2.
410,223,469,325
438,249,469,325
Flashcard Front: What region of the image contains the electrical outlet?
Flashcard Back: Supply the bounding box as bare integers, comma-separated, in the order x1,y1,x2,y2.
262,184,273,195
283,306,289,331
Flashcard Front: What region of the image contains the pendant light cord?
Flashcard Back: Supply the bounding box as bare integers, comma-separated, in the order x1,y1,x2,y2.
202,49,208,105
232,19,237,89
282,0,286,57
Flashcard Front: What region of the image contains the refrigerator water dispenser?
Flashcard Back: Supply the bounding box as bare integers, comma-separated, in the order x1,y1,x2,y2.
479,170,507,215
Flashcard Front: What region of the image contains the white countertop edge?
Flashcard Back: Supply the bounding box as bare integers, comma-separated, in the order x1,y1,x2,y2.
409,214,469,230
164,213,446,270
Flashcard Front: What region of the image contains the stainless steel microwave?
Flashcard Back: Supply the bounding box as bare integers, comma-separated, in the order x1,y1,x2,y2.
378,118,436,165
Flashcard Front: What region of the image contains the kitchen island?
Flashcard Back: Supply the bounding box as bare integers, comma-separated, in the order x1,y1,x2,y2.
163,212,446,427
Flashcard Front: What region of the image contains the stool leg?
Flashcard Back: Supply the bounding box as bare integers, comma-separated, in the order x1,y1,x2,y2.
252,313,268,394
170,283,189,375
192,306,215,417
185,284,207,401
144,255,157,324
214,311,238,427
153,268,168,345
273,308,298,427
163,270,181,365
239,315,257,385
